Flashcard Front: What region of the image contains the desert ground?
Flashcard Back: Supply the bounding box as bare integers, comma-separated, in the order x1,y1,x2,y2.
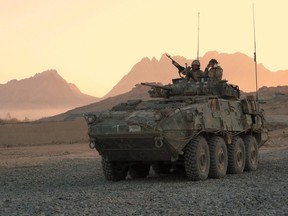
0,114,288,215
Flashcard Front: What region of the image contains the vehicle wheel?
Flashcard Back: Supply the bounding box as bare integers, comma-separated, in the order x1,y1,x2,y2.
151,163,171,175
227,136,246,174
208,136,228,178
184,136,210,181
244,135,259,171
101,157,128,181
129,164,150,179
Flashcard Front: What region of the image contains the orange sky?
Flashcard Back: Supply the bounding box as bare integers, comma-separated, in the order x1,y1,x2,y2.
1,0,288,97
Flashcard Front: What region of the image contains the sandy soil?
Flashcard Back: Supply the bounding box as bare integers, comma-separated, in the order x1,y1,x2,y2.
264,127,288,149
0,143,97,168
1,143,288,215
0,118,88,147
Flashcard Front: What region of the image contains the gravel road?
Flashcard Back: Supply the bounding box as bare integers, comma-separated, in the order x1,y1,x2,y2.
1,147,287,216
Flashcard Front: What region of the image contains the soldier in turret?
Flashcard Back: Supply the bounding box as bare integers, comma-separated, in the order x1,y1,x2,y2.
204,59,223,82
190,60,204,82
181,60,203,82
166,54,204,82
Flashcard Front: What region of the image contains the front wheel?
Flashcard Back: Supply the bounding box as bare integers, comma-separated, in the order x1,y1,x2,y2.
184,136,210,181
102,157,128,181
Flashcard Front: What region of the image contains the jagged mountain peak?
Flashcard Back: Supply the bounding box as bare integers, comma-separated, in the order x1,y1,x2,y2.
32,69,66,83
35,69,58,76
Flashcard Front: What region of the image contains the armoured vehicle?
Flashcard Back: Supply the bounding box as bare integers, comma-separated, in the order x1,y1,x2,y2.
84,56,268,181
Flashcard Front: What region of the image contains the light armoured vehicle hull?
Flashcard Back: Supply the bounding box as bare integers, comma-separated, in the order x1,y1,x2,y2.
85,73,268,181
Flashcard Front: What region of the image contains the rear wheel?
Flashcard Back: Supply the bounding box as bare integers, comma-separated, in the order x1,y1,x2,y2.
184,136,210,181
129,163,150,179
227,136,246,174
102,157,128,181
244,135,259,171
208,136,228,178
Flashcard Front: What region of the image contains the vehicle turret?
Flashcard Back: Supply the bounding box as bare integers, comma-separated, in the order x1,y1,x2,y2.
141,77,240,99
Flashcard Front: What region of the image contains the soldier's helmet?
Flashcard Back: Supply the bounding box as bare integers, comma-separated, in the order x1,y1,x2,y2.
209,59,218,65
192,60,200,66
191,60,200,70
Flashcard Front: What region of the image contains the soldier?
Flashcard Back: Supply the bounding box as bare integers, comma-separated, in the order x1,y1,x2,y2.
182,60,203,82
204,59,223,82
190,60,203,82
166,54,203,82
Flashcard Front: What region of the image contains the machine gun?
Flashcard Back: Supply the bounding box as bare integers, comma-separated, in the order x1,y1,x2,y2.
166,54,185,73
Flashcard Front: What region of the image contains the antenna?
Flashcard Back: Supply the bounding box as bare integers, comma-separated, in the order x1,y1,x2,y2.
253,4,258,101
197,12,200,60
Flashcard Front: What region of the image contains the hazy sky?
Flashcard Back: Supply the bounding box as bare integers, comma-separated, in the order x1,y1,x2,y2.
1,0,287,97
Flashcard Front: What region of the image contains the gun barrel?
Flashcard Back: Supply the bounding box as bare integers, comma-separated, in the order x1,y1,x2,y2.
166,53,172,60
141,82,171,91
165,54,185,72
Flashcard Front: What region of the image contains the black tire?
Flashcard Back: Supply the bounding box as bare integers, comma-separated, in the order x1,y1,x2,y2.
101,157,127,181
208,136,228,178
184,136,210,181
227,136,246,174
244,135,259,171
151,163,171,175
129,164,150,179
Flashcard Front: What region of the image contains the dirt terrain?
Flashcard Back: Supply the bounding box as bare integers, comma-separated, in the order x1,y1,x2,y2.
0,143,95,168
0,96,288,215
0,123,288,215
0,119,88,147
0,144,287,215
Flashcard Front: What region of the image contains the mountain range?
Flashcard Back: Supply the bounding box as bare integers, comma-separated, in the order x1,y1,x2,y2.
1,51,288,120
104,51,288,98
